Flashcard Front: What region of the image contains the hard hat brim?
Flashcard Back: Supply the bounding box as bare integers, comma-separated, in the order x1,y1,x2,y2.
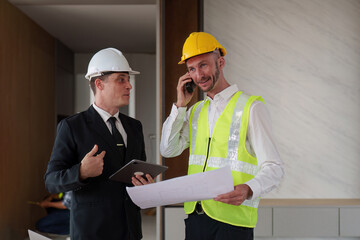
128,70,140,75
85,70,140,80
178,47,227,65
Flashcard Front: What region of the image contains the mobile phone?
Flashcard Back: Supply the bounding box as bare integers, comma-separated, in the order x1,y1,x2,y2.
185,80,195,93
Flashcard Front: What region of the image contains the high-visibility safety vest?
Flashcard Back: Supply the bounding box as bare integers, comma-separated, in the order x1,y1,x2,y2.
185,91,264,228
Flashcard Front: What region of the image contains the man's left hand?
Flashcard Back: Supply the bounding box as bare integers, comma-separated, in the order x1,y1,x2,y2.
214,184,253,206
132,174,155,186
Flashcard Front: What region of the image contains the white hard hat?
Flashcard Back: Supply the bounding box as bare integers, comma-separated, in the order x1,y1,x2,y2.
85,47,140,80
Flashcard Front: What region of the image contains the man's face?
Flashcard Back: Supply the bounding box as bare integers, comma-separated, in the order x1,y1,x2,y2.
186,52,220,93
99,72,132,109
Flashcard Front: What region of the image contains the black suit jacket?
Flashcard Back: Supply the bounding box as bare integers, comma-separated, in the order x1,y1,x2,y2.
45,106,146,240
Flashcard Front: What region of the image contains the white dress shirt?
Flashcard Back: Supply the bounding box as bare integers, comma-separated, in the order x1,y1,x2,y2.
160,85,284,199
93,103,128,147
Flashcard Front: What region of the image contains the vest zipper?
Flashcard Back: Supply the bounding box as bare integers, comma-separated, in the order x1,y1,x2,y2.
202,137,211,172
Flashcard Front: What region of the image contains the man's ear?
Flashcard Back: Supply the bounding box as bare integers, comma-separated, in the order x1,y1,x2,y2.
218,56,225,69
95,78,104,90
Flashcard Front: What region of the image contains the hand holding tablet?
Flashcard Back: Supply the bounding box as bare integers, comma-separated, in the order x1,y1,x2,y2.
109,160,168,184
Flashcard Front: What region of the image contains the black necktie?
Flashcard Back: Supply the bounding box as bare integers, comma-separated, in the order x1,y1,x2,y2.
108,117,126,155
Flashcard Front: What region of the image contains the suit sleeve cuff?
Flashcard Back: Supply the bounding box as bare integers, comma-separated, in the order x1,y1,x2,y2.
75,163,90,187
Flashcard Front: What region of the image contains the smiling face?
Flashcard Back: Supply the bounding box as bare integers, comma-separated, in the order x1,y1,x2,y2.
186,51,226,98
94,72,132,115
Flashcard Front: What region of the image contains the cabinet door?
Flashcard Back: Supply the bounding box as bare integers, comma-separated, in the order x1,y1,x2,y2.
255,207,273,237
340,208,360,237
273,207,339,237
164,207,186,240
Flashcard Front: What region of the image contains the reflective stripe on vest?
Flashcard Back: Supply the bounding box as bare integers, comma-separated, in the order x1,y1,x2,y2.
185,91,264,227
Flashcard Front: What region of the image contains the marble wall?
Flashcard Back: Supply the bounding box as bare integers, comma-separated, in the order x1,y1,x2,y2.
204,0,360,198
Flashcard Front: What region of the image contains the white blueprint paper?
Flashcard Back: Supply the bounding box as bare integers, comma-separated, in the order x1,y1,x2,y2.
28,230,51,240
126,166,234,209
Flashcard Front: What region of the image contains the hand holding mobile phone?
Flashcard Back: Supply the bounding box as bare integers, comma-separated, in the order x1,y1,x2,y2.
185,80,195,93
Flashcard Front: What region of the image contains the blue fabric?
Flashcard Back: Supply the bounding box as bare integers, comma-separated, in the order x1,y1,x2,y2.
36,209,70,235
62,192,72,209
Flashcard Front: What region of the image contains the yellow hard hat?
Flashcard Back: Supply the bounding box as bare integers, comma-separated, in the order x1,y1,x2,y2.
179,32,227,64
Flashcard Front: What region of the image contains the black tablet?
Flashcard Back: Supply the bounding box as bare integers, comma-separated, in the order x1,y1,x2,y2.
109,159,168,184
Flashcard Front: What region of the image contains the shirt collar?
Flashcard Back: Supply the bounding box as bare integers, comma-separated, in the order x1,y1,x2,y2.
92,103,120,123
206,84,239,103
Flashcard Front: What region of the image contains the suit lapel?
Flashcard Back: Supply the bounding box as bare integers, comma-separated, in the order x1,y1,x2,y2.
86,106,134,165
86,106,117,152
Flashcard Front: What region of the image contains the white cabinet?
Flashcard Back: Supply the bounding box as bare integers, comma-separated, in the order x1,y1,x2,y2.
255,207,273,237
273,207,339,237
164,207,186,240
340,208,360,237
163,206,275,238
162,201,360,239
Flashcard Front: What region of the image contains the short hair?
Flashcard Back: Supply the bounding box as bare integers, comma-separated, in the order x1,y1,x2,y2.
212,49,221,60
89,77,97,94
89,72,116,94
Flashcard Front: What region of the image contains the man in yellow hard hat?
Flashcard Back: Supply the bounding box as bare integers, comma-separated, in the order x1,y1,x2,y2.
160,32,284,239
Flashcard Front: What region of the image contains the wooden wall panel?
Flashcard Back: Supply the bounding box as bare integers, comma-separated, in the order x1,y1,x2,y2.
0,1,55,239
162,0,202,180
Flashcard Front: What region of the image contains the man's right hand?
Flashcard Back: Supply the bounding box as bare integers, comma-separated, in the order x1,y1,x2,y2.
175,72,195,108
79,144,105,181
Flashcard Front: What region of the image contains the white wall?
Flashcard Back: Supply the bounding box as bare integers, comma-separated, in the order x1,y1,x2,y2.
74,53,92,113
205,0,360,198
127,53,157,164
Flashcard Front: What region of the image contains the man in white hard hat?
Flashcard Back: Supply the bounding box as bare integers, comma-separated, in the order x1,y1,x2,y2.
45,48,153,240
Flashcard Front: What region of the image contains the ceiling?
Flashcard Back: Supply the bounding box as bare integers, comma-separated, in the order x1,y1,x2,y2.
8,0,157,53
